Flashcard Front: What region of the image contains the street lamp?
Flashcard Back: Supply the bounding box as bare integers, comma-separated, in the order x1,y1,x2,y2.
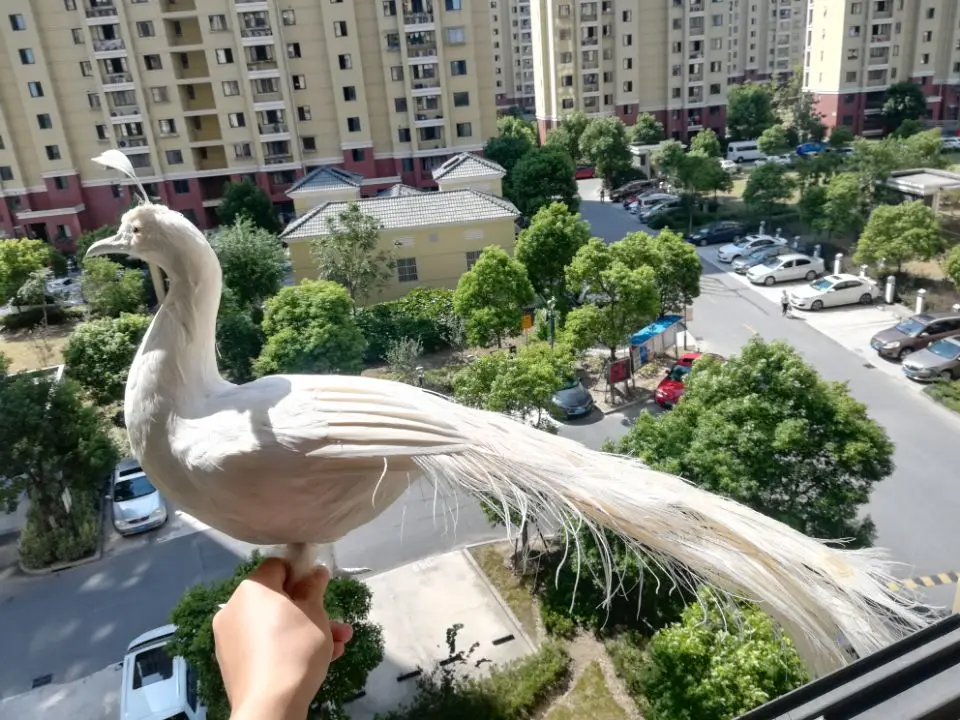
546,296,557,348
416,366,425,387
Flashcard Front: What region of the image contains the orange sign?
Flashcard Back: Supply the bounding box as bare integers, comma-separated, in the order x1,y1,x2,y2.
521,312,534,330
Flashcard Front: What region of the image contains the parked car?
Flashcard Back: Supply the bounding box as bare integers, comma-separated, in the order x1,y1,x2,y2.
110,458,168,536
759,153,794,166
654,352,724,409
628,192,678,214
120,625,206,720
575,165,596,179
796,142,826,157
871,312,960,360
746,253,825,286
716,234,784,263
902,336,960,382
551,378,595,419
640,199,681,222
719,159,738,173
731,244,793,273
727,140,766,163
686,221,745,247
787,273,881,311
941,137,960,152
610,178,657,202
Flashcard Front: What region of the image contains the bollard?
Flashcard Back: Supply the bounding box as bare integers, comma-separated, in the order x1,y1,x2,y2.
792,235,800,250
916,289,927,314
859,264,868,278
885,275,896,304
833,253,843,275
776,227,782,238
953,304,960,313
813,243,821,259
758,221,766,235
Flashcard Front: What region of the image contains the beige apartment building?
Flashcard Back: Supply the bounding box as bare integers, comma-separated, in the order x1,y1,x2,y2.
803,0,960,136
0,0,497,246
490,0,536,110
529,0,807,143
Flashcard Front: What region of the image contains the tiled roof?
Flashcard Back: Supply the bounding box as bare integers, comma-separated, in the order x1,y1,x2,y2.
380,183,424,197
287,166,364,195
280,189,519,241
431,152,506,181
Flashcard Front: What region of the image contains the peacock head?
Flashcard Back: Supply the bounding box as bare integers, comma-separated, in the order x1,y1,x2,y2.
85,203,210,270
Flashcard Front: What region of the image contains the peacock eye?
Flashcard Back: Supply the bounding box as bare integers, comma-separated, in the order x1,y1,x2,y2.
133,226,141,234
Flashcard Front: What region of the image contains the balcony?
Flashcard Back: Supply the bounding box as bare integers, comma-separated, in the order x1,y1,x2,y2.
689,25,704,37
241,26,275,46
258,121,289,137
403,11,435,29
161,0,197,12
173,51,210,80
406,31,437,58
418,137,446,151
872,5,893,19
166,18,204,46
85,3,117,24
413,110,444,127
101,71,135,90
193,146,229,171
411,78,442,95
868,52,890,66
116,136,149,152
689,1,704,11
581,11,598,22
246,48,278,73
581,36,598,47
688,71,703,82
92,38,126,57
871,32,891,43
108,105,142,122
234,0,269,10
178,83,217,112
582,60,599,70
582,83,599,93
253,90,283,104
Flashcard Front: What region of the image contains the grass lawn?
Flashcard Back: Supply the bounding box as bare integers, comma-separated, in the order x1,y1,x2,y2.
469,542,540,640
544,661,629,720
0,324,74,372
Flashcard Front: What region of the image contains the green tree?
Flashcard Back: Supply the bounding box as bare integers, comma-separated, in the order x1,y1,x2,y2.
772,69,826,143
255,280,367,376
726,82,777,141
853,200,943,273
828,126,855,147
742,163,797,215
882,81,928,130
210,219,287,312
483,134,535,176
63,313,151,405
653,143,732,229
629,113,665,145
453,245,535,348
167,552,384,720
544,110,590,163
80,257,146,318
0,374,118,567
496,115,538,146
757,125,791,157
643,587,807,720
613,339,893,544
0,238,51,306
216,180,280,233
579,116,635,188
310,202,395,306
651,140,687,179
689,128,722,158
798,183,828,231
514,203,591,302
943,245,960,289
892,118,925,139
820,172,864,238
507,146,579,218
216,288,265,384
618,230,701,314
564,237,660,359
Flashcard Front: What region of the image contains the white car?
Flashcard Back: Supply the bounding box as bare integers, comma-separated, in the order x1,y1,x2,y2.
120,625,206,720
716,234,785,263
719,159,738,173
628,193,678,214
941,137,960,152
788,273,882,311
746,253,825,286
758,154,793,166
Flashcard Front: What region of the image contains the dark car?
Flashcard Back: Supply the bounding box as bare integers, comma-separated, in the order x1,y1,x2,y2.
551,379,595,419
870,312,960,361
685,221,745,247
610,178,657,202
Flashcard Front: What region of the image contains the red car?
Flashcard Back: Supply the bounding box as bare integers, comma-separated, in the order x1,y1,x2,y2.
654,352,723,409
575,165,596,179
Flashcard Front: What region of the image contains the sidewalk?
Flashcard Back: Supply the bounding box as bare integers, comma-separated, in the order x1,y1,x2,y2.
0,548,532,720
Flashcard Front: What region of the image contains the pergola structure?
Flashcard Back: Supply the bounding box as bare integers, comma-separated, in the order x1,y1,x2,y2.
885,168,960,213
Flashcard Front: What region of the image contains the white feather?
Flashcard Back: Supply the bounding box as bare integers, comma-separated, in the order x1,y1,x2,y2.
117,200,933,679
92,149,148,201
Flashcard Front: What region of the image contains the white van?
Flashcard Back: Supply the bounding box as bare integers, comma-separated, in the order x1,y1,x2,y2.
727,140,766,164
120,625,206,720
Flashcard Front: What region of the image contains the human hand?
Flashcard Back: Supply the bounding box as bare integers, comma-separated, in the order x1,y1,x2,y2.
213,558,354,720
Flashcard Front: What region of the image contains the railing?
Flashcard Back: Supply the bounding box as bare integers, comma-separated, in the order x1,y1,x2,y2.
414,112,443,121
582,61,599,70
868,53,889,66
253,91,283,102
688,117,702,127
871,34,891,42
103,72,133,84
403,12,434,24
241,27,273,38
258,122,288,134
688,72,703,81
264,154,293,164
689,51,703,59
118,137,148,147
873,8,893,19
580,12,597,21
85,6,117,18
866,76,887,87
689,26,704,36
411,80,441,90
93,38,125,52
583,84,599,93
235,0,264,4
247,60,278,70
109,105,141,117
581,36,598,46
407,47,437,57
689,1,704,10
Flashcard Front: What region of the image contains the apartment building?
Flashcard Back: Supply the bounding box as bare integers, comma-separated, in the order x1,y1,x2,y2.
804,0,960,135
0,0,497,246
490,0,536,111
529,0,807,143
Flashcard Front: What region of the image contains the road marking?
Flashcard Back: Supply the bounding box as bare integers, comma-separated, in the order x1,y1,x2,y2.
887,571,960,593
742,324,758,335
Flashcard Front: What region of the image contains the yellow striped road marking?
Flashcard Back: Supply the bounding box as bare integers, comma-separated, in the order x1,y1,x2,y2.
887,571,960,593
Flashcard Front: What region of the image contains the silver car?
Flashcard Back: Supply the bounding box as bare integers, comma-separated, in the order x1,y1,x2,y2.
902,335,960,382
110,458,168,536
746,253,826,286
788,273,882,311
716,234,784,263
731,244,792,274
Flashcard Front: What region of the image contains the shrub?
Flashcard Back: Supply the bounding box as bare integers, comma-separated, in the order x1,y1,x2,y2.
605,632,648,704
1,305,72,330
356,288,458,363
926,379,960,414
18,491,100,569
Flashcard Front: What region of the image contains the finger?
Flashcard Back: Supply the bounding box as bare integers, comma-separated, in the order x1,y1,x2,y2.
245,557,290,592
331,622,353,645
332,642,346,662
289,565,331,603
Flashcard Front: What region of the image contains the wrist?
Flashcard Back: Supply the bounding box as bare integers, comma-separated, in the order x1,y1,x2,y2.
230,687,310,720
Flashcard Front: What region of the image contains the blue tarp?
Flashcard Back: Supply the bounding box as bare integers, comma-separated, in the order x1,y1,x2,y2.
629,314,683,346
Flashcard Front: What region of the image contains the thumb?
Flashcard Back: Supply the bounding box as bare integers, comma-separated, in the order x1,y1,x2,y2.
290,564,331,604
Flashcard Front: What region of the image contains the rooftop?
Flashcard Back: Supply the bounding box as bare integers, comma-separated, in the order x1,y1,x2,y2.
431,152,506,181
379,183,424,198
886,168,960,196
287,166,364,196
280,189,519,241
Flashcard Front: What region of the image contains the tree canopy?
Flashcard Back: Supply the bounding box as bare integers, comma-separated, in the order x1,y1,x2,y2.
892,118,925,139
63,313,152,406
507,146,579,218
820,172,864,238
0,238,51,305
495,115,538,146
726,82,777,141
80,257,146,318
757,125,791,157
579,116,635,187
629,113,665,145
853,200,944,273
882,81,928,130
216,180,280,233
828,126,855,147
310,202,395,305
544,110,590,163
617,230,701,314
216,288,265,384
742,163,797,215
613,339,893,544
210,219,288,311
255,280,367,376
514,202,591,302
453,245,535,348
772,69,826,143
483,134,535,176
689,128,721,158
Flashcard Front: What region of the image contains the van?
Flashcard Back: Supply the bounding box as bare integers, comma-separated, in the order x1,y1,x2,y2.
629,193,678,214
121,625,207,720
727,140,766,163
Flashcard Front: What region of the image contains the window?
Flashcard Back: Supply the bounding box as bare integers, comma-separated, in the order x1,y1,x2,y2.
28,82,43,98
185,664,199,713
222,80,240,96
53,176,69,191
110,184,123,199
446,27,466,44
926,7,934,19
96,124,108,140
390,66,404,81
446,0,462,9
293,74,307,90
88,92,101,108
623,34,632,46
453,91,469,106
45,145,61,160
137,21,154,37
560,52,572,63
297,105,312,121
456,122,472,138
0,167,13,182
845,70,857,82
302,136,316,153
72,28,84,44
401,157,414,173
173,180,190,194
216,48,234,64
922,30,932,42
338,54,352,69
234,143,252,158
282,9,296,25
79,60,94,77
37,114,52,129
18,48,35,65
562,98,573,109
623,81,633,92
166,149,184,165
622,9,632,21
228,112,246,128
465,250,481,269
709,83,721,94
623,58,632,70
398,127,411,142
920,53,930,65
395,97,407,112
333,21,347,37
450,60,467,75
9,14,26,31
150,86,169,103
396,257,418,282
287,43,301,59
850,2,861,12
144,55,162,70
351,148,365,162
847,48,859,60
159,119,177,135
347,116,361,132
209,14,227,31
672,87,681,98
343,86,357,101
383,0,397,15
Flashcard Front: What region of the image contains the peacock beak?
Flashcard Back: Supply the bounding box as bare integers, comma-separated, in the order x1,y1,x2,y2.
85,234,130,258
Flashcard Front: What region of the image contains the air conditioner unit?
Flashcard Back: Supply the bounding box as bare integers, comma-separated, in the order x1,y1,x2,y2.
111,111,118,116
118,141,128,147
